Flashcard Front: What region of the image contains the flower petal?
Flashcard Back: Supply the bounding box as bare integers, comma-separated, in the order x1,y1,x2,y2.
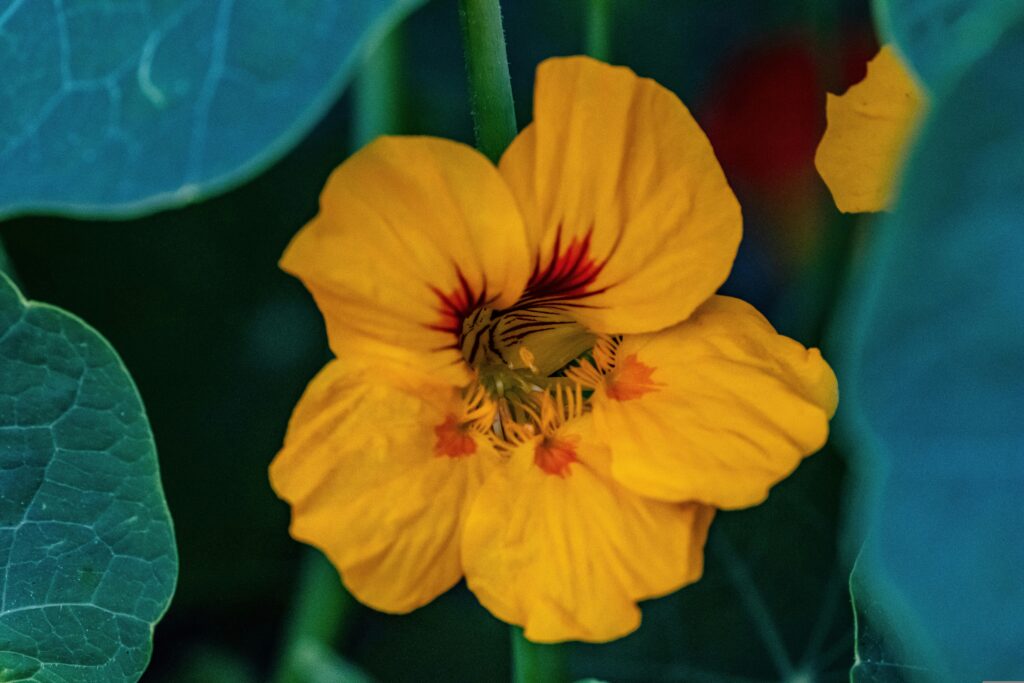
499,56,741,335
815,45,927,213
592,296,837,509
462,415,714,643
270,361,497,613
281,136,532,385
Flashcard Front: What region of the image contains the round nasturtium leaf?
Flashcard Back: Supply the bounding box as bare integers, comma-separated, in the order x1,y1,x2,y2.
838,15,1024,683
872,0,1024,89
0,0,423,219
0,272,177,682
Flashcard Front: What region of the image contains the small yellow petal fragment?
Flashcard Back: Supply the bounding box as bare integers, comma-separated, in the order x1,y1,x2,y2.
815,45,927,213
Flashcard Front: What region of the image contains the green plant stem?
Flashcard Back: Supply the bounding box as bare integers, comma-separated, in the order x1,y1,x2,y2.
353,23,405,149
585,0,613,61
458,0,517,163
456,6,564,678
270,551,355,683
511,628,568,683
456,5,567,676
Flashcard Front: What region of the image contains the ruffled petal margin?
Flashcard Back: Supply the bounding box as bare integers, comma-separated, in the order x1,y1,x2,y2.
270,361,497,612
281,136,532,386
591,296,838,509
499,56,741,335
462,415,714,643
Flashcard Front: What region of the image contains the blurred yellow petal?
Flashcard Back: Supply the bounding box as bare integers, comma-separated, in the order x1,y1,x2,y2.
815,45,927,213
270,361,497,613
462,415,714,643
588,296,837,509
281,136,532,386
499,56,741,335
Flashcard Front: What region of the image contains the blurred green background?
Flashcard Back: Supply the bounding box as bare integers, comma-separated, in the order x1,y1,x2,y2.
0,0,920,680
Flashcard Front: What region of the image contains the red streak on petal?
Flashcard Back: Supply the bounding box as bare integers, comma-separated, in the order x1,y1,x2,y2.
434,414,477,458
534,436,579,477
519,225,607,306
606,354,659,401
427,268,487,336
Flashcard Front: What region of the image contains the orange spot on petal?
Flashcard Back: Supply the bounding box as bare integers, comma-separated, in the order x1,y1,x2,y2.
606,354,659,401
534,435,579,477
434,414,477,458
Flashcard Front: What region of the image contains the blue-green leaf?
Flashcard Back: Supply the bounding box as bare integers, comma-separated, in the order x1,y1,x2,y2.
0,0,423,219
849,554,928,683
0,272,177,681
872,0,1024,89
837,15,1024,683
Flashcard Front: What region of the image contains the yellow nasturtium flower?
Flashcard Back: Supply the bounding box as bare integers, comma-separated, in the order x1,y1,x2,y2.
271,56,838,643
815,45,927,212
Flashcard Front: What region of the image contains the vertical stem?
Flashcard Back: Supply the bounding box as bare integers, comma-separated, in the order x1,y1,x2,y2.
511,628,568,683
270,23,406,683
458,0,518,163
584,0,613,61
457,6,563,678
353,23,405,149
270,552,356,683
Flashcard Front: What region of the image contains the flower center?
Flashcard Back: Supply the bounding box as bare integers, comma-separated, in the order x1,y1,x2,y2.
458,304,595,377
458,299,595,443
430,228,632,469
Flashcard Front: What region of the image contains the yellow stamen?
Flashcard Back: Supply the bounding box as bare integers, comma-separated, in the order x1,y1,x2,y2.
461,381,497,434
518,346,540,373
564,359,602,389
564,334,621,388
593,335,621,373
